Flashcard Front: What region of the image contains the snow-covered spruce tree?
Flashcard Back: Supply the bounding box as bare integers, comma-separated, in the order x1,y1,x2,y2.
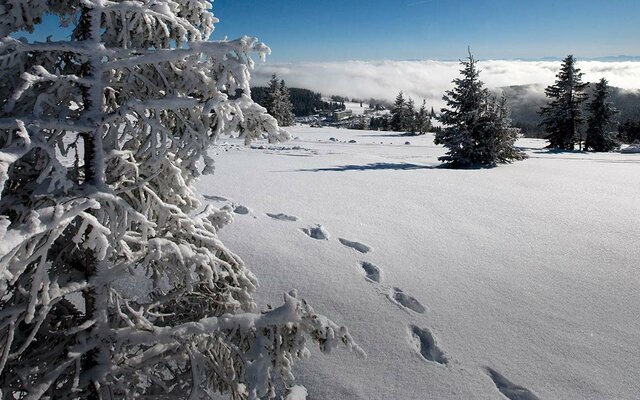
539,55,589,150
585,78,619,152
435,51,524,167
0,1,362,399
265,74,294,127
266,74,282,120
483,95,527,163
414,100,431,135
405,98,416,134
278,79,295,127
389,91,406,132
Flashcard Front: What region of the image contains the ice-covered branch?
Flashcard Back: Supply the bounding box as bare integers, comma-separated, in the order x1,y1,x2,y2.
0,1,359,398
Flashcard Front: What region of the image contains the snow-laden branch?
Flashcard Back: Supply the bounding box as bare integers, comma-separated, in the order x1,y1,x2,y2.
0,1,356,398
106,37,270,70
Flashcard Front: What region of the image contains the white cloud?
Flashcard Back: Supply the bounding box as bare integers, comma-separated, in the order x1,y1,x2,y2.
253,60,640,108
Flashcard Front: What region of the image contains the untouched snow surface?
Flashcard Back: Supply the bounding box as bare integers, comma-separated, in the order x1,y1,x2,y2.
198,126,640,399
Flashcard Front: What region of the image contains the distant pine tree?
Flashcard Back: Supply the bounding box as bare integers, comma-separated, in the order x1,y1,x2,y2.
619,119,640,144
430,106,437,118
539,55,589,150
415,100,432,135
436,50,524,166
406,98,416,134
266,74,282,120
585,78,619,152
484,95,527,163
279,79,296,126
265,74,295,126
390,91,406,131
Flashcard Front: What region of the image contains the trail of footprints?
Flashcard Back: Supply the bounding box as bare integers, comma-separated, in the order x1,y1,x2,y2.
204,193,541,398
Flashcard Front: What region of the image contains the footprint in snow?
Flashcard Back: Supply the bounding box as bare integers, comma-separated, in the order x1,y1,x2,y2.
339,238,372,254
301,224,330,240
360,261,382,283
409,325,448,365
390,287,426,314
485,368,540,400
233,205,251,215
203,194,229,202
266,212,299,222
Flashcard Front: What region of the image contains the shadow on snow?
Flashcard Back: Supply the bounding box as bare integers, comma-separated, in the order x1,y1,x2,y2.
295,162,443,172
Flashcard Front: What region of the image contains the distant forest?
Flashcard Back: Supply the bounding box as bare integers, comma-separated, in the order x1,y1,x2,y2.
251,87,389,116
252,87,325,116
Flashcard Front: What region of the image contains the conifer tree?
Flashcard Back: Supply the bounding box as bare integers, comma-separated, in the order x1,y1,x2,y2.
484,95,527,163
436,50,488,165
585,78,619,152
389,91,406,131
539,55,589,150
415,100,431,135
266,74,283,122
265,75,295,127
279,79,295,126
406,98,416,134
436,50,524,166
0,1,361,398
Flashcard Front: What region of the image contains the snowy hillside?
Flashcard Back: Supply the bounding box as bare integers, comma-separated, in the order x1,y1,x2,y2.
344,101,368,115
197,126,640,400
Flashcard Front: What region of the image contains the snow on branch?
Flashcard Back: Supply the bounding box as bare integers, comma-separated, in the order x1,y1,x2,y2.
0,1,357,398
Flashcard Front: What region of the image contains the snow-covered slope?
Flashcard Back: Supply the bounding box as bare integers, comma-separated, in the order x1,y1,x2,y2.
344,101,368,115
198,126,640,399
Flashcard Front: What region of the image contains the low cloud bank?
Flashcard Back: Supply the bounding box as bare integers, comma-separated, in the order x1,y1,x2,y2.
253,60,640,108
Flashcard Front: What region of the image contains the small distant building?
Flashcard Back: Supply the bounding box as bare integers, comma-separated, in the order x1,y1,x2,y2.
332,110,353,122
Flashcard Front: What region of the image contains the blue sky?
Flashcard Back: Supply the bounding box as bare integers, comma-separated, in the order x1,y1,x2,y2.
212,0,640,61
19,0,640,62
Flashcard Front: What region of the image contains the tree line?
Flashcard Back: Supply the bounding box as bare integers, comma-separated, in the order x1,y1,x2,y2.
431,51,624,167
540,55,619,151
388,92,436,135
252,77,358,124
258,56,637,154
265,53,628,165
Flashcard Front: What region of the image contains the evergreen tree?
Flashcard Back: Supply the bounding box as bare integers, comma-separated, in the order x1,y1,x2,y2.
265,75,295,126
279,79,295,126
266,74,283,121
389,91,406,131
484,95,527,163
406,98,416,134
430,106,437,118
415,100,432,135
585,78,619,152
0,1,360,398
436,50,524,166
539,55,589,150
619,119,640,144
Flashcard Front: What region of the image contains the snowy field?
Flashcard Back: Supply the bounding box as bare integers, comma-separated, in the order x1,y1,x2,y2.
196,126,640,400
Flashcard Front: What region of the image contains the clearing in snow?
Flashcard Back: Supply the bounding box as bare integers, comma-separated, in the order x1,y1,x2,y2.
198,125,640,399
